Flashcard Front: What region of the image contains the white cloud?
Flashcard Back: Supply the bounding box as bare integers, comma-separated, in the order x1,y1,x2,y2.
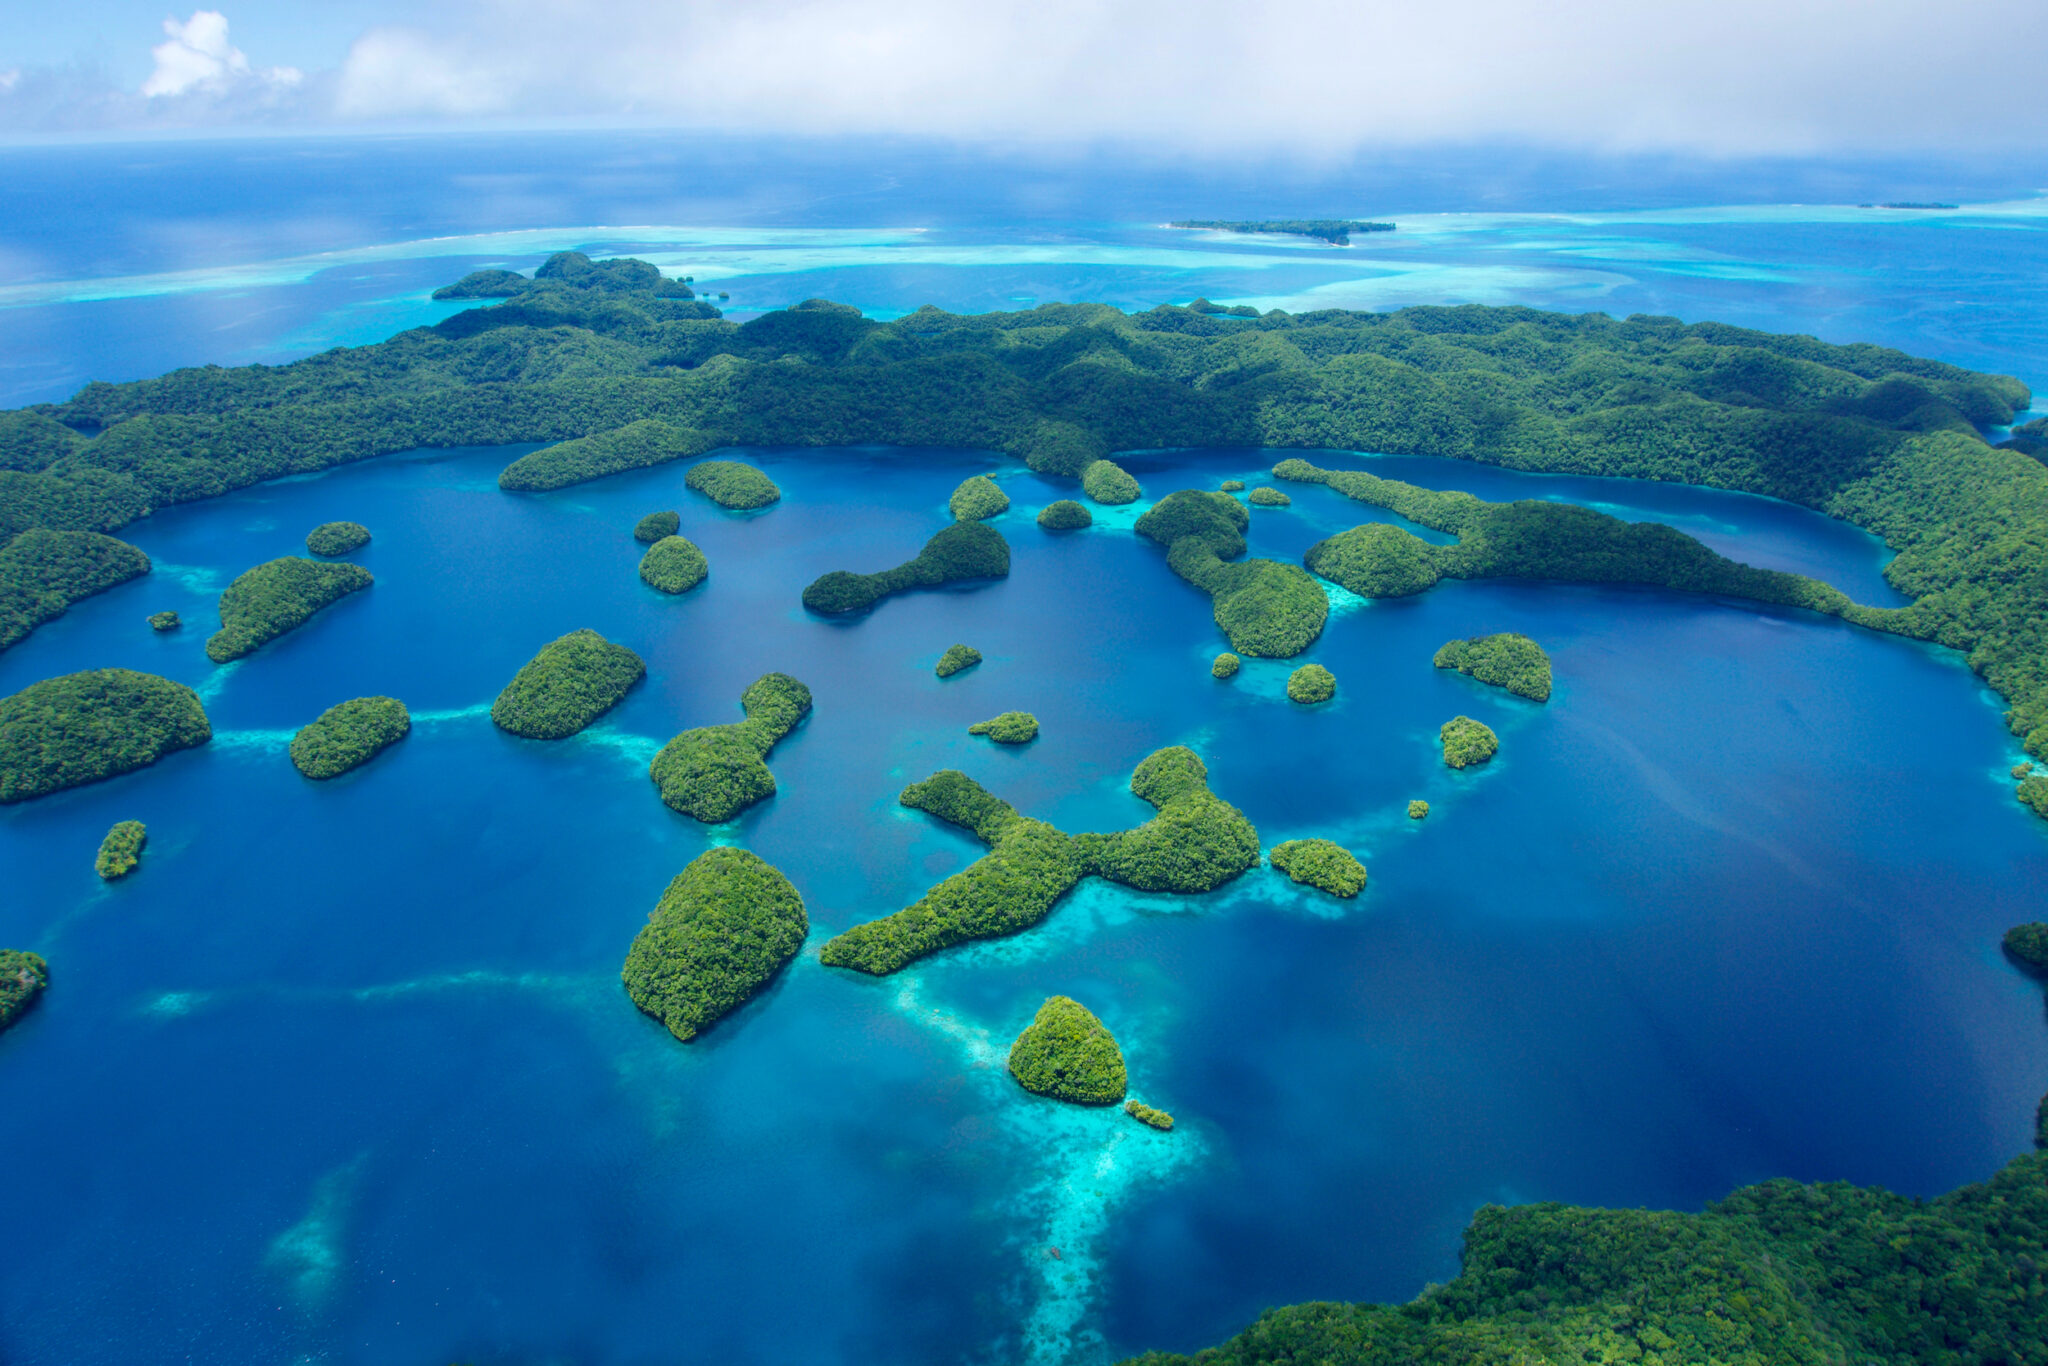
334,29,508,118
140,10,300,100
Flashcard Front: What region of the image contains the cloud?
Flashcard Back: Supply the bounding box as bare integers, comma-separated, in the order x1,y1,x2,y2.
141,10,302,100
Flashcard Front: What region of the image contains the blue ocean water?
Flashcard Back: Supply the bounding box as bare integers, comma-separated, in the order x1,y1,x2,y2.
1,140,2047,1366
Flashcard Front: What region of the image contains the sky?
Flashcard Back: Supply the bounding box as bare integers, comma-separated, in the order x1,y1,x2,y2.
3,0,2047,155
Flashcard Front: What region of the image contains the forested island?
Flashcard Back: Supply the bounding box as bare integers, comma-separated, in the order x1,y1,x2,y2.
491,629,646,739
621,847,808,1042
685,459,781,510
94,820,146,879
0,668,211,803
968,711,1038,743
948,474,1009,521
648,673,812,822
1008,996,1127,1105
1268,838,1366,896
0,950,48,1032
207,557,373,663
0,529,150,651
1441,716,1500,768
1287,664,1336,704
935,643,982,677
1434,633,1553,701
1135,491,1326,656
291,696,411,779
633,509,680,542
637,534,708,593
1037,499,1091,530
802,521,1010,614
1170,220,1397,245
304,521,370,556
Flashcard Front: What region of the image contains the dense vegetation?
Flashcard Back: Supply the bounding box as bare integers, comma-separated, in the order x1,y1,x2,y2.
0,529,150,652
291,695,411,779
434,252,702,303
1124,1149,2048,1366
490,629,646,739
1038,499,1092,530
1246,486,1291,507
1287,663,1336,704
1212,652,1241,679
1442,715,1500,769
2003,922,2048,976
0,668,211,803
147,610,179,631
1008,996,1128,1105
620,846,808,1043
1408,800,1429,819
969,711,1039,743
1220,480,1247,492
1170,219,1396,245
935,643,982,677
1077,746,1263,894
94,819,146,879
1305,522,1443,597
801,521,1010,614
0,949,48,1032
206,557,372,663
500,419,718,492
948,474,1010,521
1135,491,1327,656
1434,632,1553,702
1269,838,1367,896
304,521,370,556
2020,773,2048,819
637,534,709,594
1082,459,1143,504
685,459,781,510
632,509,680,542
648,672,812,822
1125,1100,1175,1130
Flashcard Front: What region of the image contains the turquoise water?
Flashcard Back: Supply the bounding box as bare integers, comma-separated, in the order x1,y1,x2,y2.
3,142,2048,1365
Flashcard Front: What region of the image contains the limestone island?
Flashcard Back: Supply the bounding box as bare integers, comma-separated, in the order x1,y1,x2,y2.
499,419,719,493
1408,799,1430,820
633,510,680,543
1441,715,1499,769
1304,521,1443,598
1125,1100,1175,1130
1435,632,1553,702
802,521,1010,615
0,950,48,1033
1247,486,1291,507
1135,491,1326,657
1212,652,1241,679
949,474,1010,521
686,458,781,510
649,672,812,822
206,557,373,663
148,611,180,631
0,669,211,803
2003,922,2048,977
1037,499,1092,531
292,696,411,779
2020,773,2048,818
491,629,646,739
1008,996,1127,1105
1269,838,1367,897
1170,218,1395,245
1082,459,1142,505
1220,480,1246,492
638,535,709,594
935,644,982,678
621,847,808,1042
95,820,147,880
1288,663,1336,704
305,521,370,557
969,711,1038,744
0,529,151,653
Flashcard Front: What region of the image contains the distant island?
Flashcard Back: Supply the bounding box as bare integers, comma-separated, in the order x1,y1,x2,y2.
95,820,147,880
1170,219,1396,245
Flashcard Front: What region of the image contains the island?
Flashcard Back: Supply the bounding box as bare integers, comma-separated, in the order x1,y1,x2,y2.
1220,480,1246,492
1037,499,1092,530
1007,996,1127,1105
1407,800,1429,820
1124,1100,1175,1130
490,629,647,739
2020,773,2048,818
1169,219,1396,245
0,529,151,653
1135,491,1327,656
1268,837,1367,896
637,535,709,594
1304,522,1442,597
148,611,179,631
1246,486,1291,507
1212,652,1241,679
1082,459,1142,505
1287,664,1336,704
434,251,702,302
291,696,411,779
685,459,782,510
801,521,1010,615
2003,922,2048,976
206,557,373,663
969,711,1038,744
1441,715,1499,768
648,672,813,822
633,510,680,543
935,644,982,678
95,820,147,880
1434,633,1553,702
304,521,370,556
948,474,1010,521
0,950,48,1033
621,847,808,1042
0,668,212,803
500,419,722,493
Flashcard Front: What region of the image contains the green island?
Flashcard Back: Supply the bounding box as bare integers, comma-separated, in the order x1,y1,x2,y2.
1441,715,1499,768
290,696,411,779
0,529,151,652
147,610,179,631
206,557,373,663
620,846,808,1042
637,534,709,594
434,251,705,303
633,510,680,543
1246,486,1291,507
501,419,720,492
1287,663,1336,704
935,643,982,678
969,711,1039,744
1221,479,1247,492
948,474,1010,521
1135,491,1327,656
819,747,1259,974
1304,522,1441,597
1037,499,1092,530
1407,799,1429,820
648,672,813,822
685,459,781,510
1268,838,1367,896
2019,773,2048,818
1434,632,1553,702
95,820,147,880
1007,996,1128,1105
0,668,212,803
1125,1100,1175,1130
1082,459,1143,504
0,949,49,1033
1212,652,1241,679
2003,922,2048,976
304,521,370,556
490,629,646,739
801,521,1010,615
1169,219,1396,245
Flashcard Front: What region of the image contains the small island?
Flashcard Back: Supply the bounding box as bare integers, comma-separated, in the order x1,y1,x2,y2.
2019,773,2048,818
638,535,709,594
949,474,1010,521
0,669,212,804
1434,633,1553,702
633,510,680,543
148,611,180,631
1212,652,1241,679
291,696,411,779
304,521,371,557
1037,499,1092,530
1125,1100,1175,1131
95,820,147,880
1246,487,1291,507
1268,838,1367,897
1135,490,1327,657
1441,715,1500,769
1220,480,1246,493
801,521,1010,615
1169,219,1396,245
491,629,647,739
1287,663,1336,704
499,419,719,492
206,557,373,663
935,644,982,678
0,950,48,1033
2003,923,2048,977
686,458,782,510
969,711,1039,744
1082,459,1142,505
649,672,813,822
1304,522,1443,598
1008,996,1128,1105
1408,800,1430,820
621,847,808,1043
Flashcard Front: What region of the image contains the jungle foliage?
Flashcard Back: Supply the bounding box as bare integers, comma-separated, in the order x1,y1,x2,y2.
2003,922,2048,976
304,521,370,556
0,529,151,651
620,846,808,1043
1037,499,1092,530
147,610,179,630
685,459,782,510
0,668,211,803
1434,632,1553,702
490,628,646,739
1442,715,1500,769
1268,838,1366,897
1287,663,1336,704
949,474,1010,521
1212,652,1241,679
291,695,411,779
499,419,719,492
632,509,680,542
94,819,146,880
1008,995,1128,1105
1126,1101,1175,1130
206,557,372,663
969,711,1038,743
1407,800,1430,819
648,672,812,822
1135,491,1326,657
0,949,48,1032
935,643,982,678
1082,459,1143,505
637,534,708,594
801,520,1010,615
1246,486,1291,507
